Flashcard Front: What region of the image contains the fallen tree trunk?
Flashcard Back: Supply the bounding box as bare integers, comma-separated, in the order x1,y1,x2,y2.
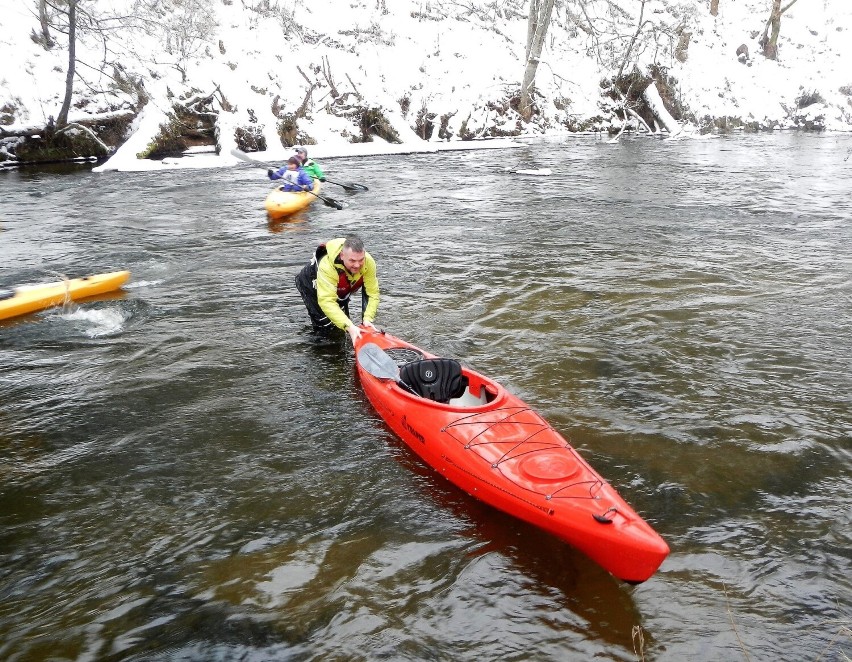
0,109,135,138
0,125,45,138
642,82,681,136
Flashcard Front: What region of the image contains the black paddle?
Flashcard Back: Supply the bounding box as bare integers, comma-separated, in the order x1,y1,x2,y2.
284,146,367,190
230,148,345,210
357,343,413,391
323,177,369,192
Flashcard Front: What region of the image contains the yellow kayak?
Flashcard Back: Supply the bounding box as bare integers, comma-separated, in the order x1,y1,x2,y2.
264,181,321,219
0,271,131,321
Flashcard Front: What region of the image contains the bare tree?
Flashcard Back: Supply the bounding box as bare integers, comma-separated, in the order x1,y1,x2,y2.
56,0,78,128
519,0,556,122
51,0,129,126
36,0,56,48
124,0,218,82
43,0,217,128
568,0,693,138
614,0,649,81
761,0,800,60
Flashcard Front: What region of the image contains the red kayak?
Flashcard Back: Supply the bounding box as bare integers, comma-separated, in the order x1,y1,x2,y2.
354,328,669,583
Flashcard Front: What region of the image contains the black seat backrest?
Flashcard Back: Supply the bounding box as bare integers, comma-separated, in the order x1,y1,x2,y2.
399,358,469,404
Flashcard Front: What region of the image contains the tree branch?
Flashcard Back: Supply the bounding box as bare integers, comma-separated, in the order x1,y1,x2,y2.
616,0,648,81
57,122,110,153
780,0,800,14
346,73,362,102
296,66,313,86
626,107,654,133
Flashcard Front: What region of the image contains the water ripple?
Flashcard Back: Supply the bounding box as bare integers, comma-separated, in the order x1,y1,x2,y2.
1,133,851,661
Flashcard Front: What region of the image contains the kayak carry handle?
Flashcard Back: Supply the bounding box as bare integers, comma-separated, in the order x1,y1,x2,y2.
593,507,618,524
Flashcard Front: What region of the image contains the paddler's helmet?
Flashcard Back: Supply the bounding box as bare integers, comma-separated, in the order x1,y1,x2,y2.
294,146,308,158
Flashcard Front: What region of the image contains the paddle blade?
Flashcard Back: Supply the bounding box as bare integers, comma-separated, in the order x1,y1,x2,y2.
321,196,345,210
357,343,400,381
509,168,552,175
324,178,368,192
230,148,265,168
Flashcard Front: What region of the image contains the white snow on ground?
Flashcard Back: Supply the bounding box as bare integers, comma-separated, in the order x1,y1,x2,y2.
677,1,852,127
1,0,850,172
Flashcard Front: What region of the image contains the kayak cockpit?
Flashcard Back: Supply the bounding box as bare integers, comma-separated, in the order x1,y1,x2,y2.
448,379,498,407
396,359,501,408
374,343,503,409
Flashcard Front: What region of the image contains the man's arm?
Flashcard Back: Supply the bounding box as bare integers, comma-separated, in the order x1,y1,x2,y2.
361,255,380,324
315,262,352,329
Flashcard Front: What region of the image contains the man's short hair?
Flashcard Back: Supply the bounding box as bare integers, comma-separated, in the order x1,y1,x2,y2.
343,234,365,253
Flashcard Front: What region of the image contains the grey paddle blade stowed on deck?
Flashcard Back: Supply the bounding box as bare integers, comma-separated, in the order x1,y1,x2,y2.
357,343,402,381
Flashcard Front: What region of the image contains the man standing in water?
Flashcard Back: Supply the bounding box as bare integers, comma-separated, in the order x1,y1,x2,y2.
295,234,380,342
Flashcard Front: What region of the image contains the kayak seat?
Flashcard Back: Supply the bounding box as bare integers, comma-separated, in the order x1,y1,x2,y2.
399,358,469,404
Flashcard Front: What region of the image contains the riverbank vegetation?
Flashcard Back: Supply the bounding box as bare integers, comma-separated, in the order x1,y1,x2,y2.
1,0,851,167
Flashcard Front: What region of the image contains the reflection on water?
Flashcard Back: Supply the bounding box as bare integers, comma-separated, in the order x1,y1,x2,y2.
1,133,850,660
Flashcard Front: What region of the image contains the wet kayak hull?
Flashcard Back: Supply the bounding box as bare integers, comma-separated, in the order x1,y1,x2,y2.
0,271,131,321
354,329,669,583
264,181,320,219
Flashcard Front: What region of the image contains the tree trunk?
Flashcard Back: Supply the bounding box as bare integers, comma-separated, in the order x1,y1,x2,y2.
710,0,719,17
519,0,555,122
56,0,77,128
762,0,800,61
642,82,681,137
38,0,55,48
615,0,647,81
675,30,691,62
762,0,782,60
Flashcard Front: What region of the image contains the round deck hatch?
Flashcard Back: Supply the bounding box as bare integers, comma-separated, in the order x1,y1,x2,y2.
518,453,580,483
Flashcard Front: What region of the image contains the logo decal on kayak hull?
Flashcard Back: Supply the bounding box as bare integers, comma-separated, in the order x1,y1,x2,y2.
402,415,426,444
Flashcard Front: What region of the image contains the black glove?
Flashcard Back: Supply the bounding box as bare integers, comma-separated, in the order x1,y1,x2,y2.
267,168,274,178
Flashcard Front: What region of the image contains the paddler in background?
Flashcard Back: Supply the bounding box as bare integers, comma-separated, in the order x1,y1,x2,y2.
293,145,326,182
267,156,314,191
295,234,379,342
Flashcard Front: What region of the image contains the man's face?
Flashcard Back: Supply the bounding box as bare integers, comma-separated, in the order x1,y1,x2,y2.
340,247,365,274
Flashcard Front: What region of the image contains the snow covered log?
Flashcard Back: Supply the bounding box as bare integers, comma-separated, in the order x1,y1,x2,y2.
642,82,681,137
0,110,135,139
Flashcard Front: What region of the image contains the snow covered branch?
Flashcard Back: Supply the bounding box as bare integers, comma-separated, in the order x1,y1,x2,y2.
57,122,110,153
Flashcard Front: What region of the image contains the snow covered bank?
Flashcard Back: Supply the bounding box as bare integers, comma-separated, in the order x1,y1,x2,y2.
2,0,851,172
94,136,525,172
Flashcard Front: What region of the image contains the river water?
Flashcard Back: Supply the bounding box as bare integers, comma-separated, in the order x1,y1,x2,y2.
1,133,850,661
